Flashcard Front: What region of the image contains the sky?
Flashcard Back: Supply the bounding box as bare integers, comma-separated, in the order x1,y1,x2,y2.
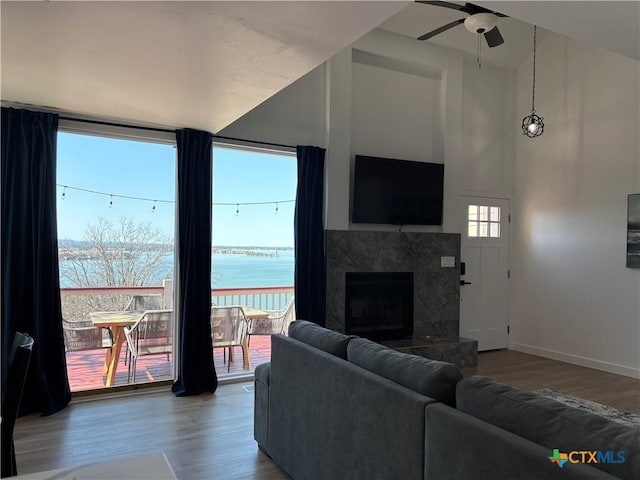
56,132,297,247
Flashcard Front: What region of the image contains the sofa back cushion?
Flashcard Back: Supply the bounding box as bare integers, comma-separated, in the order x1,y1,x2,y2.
287,320,351,359
456,375,640,480
347,337,462,406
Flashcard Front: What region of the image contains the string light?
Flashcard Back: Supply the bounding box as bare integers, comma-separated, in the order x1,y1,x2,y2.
56,184,294,212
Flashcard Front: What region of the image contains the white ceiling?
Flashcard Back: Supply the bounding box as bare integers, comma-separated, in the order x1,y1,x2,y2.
478,1,640,62
380,1,639,69
380,2,543,70
1,1,638,134
0,1,407,133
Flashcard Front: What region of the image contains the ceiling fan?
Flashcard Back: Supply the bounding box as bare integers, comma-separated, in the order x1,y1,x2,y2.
416,1,508,47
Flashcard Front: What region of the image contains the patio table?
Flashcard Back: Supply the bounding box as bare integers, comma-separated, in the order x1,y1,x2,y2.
90,310,144,387
92,307,268,384
243,307,269,321
238,308,269,370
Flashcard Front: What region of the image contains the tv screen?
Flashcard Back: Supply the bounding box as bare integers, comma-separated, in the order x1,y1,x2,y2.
352,155,444,225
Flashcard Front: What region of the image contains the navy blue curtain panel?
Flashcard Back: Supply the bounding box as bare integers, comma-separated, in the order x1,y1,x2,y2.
172,128,217,396
294,146,326,326
1,107,71,415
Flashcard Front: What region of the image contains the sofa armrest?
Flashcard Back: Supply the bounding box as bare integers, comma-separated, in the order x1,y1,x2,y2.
254,362,271,453
425,403,620,480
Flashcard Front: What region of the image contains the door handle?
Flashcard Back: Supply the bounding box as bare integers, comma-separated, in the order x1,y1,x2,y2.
460,280,472,286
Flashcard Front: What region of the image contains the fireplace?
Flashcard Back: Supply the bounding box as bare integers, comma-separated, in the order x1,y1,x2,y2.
345,272,413,341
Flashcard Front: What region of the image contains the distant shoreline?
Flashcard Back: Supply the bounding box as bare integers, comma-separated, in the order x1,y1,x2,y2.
59,246,294,289
58,239,293,249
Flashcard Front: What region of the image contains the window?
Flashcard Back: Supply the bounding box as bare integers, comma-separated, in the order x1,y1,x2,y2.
57,130,176,391
211,145,296,376
56,129,298,388
468,205,501,238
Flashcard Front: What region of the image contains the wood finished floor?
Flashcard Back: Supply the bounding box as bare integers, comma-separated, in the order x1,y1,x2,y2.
14,349,640,479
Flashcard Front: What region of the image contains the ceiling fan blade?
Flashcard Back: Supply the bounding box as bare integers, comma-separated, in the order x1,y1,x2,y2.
418,18,465,41
415,1,468,12
484,26,504,47
416,1,509,17
462,2,509,16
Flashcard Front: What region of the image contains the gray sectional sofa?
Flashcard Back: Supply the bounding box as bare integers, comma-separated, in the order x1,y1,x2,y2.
254,320,639,480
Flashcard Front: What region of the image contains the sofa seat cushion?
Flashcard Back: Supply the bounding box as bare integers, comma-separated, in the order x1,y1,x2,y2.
287,320,352,359
347,337,462,406
456,375,640,480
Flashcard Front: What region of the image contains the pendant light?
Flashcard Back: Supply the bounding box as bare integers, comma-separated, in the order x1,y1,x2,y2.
521,25,544,138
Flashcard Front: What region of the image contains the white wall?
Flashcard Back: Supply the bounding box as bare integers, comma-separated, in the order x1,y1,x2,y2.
350,57,441,163
218,25,620,374
222,22,640,378
345,29,464,233
218,65,326,147
511,32,640,377
460,58,515,198
223,28,515,233
210,26,640,377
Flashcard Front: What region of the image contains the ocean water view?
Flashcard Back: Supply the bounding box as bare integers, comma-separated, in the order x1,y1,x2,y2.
58,246,294,289
212,249,294,288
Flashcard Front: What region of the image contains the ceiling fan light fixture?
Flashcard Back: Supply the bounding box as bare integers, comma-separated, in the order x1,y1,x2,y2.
464,13,497,34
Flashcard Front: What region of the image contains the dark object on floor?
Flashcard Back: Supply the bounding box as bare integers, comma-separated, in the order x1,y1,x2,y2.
1,332,34,478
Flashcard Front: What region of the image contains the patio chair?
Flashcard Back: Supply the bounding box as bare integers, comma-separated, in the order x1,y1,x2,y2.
211,306,249,373
123,309,173,383
125,294,164,311
248,297,295,347
124,294,164,366
1,332,34,477
62,317,113,352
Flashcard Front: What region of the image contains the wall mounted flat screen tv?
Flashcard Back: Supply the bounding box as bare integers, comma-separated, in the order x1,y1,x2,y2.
352,155,444,225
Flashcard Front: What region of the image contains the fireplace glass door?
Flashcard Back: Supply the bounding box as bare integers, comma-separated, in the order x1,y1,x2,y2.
345,272,413,341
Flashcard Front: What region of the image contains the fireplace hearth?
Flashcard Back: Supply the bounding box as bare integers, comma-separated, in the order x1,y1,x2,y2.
345,272,413,341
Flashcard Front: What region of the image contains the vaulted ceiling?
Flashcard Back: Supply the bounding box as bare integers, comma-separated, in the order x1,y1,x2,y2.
1,1,638,134
0,1,407,133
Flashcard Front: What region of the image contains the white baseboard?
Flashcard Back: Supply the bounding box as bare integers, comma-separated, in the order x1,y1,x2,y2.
511,343,640,379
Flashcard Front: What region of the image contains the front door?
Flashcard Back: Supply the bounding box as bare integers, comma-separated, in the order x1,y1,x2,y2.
459,196,510,351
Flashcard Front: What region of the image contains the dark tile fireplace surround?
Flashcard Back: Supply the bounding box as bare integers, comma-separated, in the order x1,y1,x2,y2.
326,230,477,367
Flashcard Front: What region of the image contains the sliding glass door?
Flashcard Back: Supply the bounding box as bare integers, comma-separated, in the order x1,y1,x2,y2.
210,145,296,376
57,130,176,391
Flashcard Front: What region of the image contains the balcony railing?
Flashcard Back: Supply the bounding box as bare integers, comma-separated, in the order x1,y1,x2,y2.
211,286,293,311
60,281,294,320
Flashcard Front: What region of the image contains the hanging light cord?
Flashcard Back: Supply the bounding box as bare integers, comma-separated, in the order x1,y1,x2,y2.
521,24,544,138
531,25,537,112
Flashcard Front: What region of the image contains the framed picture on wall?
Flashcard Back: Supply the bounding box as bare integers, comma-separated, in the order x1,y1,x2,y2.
627,194,640,268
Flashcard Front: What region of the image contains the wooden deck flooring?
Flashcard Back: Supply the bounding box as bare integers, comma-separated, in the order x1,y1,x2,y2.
66,335,273,391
